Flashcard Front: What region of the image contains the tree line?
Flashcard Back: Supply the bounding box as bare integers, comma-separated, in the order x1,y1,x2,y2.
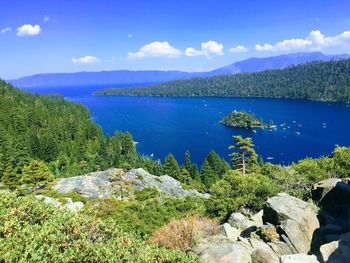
95,59,350,102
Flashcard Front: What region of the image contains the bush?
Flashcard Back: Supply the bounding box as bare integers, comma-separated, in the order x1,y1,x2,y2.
150,216,219,251
0,192,198,262
134,188,162,201
84,196,207,237
208,171,280,219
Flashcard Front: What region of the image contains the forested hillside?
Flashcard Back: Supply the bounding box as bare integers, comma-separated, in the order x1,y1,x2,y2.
96,59,350,102
0,80,141,183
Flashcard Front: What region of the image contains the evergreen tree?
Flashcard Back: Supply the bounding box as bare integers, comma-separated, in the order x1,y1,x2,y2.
184,151,192,172
201,159,219,188
206,150,230,178
163,153,180,180
229,136,258,175
21,160,54,186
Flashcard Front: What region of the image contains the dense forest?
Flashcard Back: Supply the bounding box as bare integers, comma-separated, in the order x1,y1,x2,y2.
0,80,148,183
95,59,350,102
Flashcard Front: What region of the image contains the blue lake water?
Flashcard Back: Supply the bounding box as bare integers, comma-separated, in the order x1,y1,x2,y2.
23,85,350,165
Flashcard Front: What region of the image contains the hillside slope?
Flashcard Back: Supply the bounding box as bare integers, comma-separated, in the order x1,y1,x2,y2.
95,59,350,102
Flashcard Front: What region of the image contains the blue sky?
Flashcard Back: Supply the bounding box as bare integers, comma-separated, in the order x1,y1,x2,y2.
1,0,350,79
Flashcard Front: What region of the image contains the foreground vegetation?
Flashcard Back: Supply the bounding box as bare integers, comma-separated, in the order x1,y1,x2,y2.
1,80,350,261
0,192,197,262
95,59,350,102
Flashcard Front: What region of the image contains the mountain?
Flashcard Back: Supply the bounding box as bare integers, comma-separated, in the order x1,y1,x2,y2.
208,52,350,75
9,70,205,88
9,52,350,88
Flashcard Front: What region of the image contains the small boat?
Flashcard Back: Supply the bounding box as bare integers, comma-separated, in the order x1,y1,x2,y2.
267,157,274,160
252,130,257,133
150,153,154,157
295,132,301,135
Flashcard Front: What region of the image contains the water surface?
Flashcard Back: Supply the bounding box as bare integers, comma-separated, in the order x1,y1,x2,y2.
23,86,350,165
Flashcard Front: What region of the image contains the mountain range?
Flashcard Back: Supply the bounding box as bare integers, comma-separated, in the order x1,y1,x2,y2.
9,52,350,88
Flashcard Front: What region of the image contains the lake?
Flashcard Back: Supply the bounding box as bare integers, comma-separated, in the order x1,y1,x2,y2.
23,85,350,165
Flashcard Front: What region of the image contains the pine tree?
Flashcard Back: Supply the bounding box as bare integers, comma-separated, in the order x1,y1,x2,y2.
163,153,180,180
201,159,219,188
229,136,257,175
21,160,54,186
206,150,230,178
184,151,192,172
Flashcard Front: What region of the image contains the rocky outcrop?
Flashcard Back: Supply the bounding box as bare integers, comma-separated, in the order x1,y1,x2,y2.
54,168,208,199
263,193,320,253
193,193,321,263
35,195,84,213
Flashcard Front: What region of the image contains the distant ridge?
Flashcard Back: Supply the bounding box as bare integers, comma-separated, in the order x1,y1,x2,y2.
9,52,350,88
208,52,350,75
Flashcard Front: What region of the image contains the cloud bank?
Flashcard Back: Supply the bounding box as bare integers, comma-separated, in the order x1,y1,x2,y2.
255,30,350,52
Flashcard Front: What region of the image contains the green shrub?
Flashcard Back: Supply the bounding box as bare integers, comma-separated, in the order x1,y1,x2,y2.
0,192,198,262
208,171,280,220
84,196,207,237
134,188,162,201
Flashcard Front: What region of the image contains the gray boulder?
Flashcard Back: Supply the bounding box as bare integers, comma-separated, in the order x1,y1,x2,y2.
54,168,208,199
279,254,319,263
35,195,84,213
220,223,240,240
121,168,209,197
54,168,120,198
263,193,320,253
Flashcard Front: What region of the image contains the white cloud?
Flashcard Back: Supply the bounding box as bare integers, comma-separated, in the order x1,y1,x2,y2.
128,34,133,38
229,45,248,53
16,24,41,36
128,41,182,58
0,27,11,34
185,40,224,57
72,56,101,64
255,30,350,52
185,47,204,57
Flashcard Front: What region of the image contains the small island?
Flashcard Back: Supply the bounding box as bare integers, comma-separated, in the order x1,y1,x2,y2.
220,111,274,129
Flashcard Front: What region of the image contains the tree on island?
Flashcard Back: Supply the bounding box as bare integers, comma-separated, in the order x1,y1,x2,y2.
229,136,257,175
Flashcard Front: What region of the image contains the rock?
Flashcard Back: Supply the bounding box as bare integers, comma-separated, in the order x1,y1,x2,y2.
121,168,209,197
220,223,240,240
251,210,264,227
250,238,279,263
54,168,120,198
312,178,350,220
320,241,338,262
64,198,84,213
54,168,208,199
36,195,62,207
251,248,279,263
257,224,280,243
279,254,319,263
191,235,252,263
263,193,320,253
228,212,257,237
321,232,350,263
35,195,84,212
